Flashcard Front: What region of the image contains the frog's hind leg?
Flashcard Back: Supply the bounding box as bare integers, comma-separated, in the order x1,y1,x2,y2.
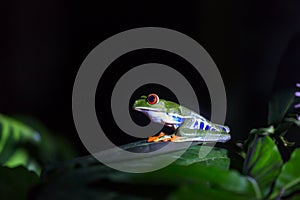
174,129,231,143
175,118,198,137
170,118,200,142
174,118,231,142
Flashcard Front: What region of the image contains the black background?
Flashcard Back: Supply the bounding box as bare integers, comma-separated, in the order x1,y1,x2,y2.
2,1,300,154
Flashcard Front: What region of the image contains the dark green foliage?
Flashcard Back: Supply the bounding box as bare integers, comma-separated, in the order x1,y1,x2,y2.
173,145,230,169
0,114,41,173
0,166,39,199
270,149,300,199
268,89,295,125
243,135,282,198
1,87,300,199
36,147,256,200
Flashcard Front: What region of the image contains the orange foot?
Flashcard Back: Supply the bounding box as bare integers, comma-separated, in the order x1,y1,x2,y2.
147,133,179,142
170,134,179,142
160,134,178,142
147,132,165,142
161,134,179,142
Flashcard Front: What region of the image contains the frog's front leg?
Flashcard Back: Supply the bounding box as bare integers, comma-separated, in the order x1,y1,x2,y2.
145,118,196,143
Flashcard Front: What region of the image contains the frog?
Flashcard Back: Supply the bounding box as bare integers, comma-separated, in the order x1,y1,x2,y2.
132,94,231,143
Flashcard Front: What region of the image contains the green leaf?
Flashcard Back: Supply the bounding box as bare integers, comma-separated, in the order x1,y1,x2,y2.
40,142,255,200
0,114,40,153
13,115,76,164
268,89,295,125
251,126,275,136
141,164,257,198
40,161,257,200
0,114,41,174
38,186,146,200
243,135,283,198
4,149,41,174
106,145,230,172
174,145,230,170
169,183,253,200
270,148,300,199
244,126,275,150
0,166,39,199
43,140,229,176
38,164,166,200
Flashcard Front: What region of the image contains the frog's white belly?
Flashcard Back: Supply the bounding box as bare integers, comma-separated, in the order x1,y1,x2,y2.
145,111,181,125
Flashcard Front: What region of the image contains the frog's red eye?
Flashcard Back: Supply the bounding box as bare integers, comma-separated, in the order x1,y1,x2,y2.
147,94,159,105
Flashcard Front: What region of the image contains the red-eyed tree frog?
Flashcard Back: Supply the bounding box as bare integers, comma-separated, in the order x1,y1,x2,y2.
133,94,231,143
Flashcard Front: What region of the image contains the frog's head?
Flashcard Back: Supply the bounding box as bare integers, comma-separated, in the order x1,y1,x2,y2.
132,94,181,125
133,94,166,112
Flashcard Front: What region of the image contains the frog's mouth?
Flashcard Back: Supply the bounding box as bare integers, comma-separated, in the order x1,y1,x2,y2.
133,107,162,112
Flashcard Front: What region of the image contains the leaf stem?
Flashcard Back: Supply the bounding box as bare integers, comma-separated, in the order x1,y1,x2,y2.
247,176,262,200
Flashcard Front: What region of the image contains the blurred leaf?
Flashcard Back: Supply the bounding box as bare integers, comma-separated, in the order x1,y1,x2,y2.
38,161,257,200
270,148,300,199
4,149,41,175
285,117,300,128
274,121,294,137
13,115,77,164
268,89,295,125
38,143,250,200
243,135,282,198
251,126,275,136
169,183,252,200
37,186,147,200
39,143,254,200
4,149,28,167
288,195,300,200
0,114,41,174
0,166,39,199
137,164,257,198
244,126,275,152
38,165,164,200
0,114,76,176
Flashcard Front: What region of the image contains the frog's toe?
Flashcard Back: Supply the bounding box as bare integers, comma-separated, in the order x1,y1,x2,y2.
158,132,165,137
170,134,180,142
147,132,166,142
147,136,158,142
